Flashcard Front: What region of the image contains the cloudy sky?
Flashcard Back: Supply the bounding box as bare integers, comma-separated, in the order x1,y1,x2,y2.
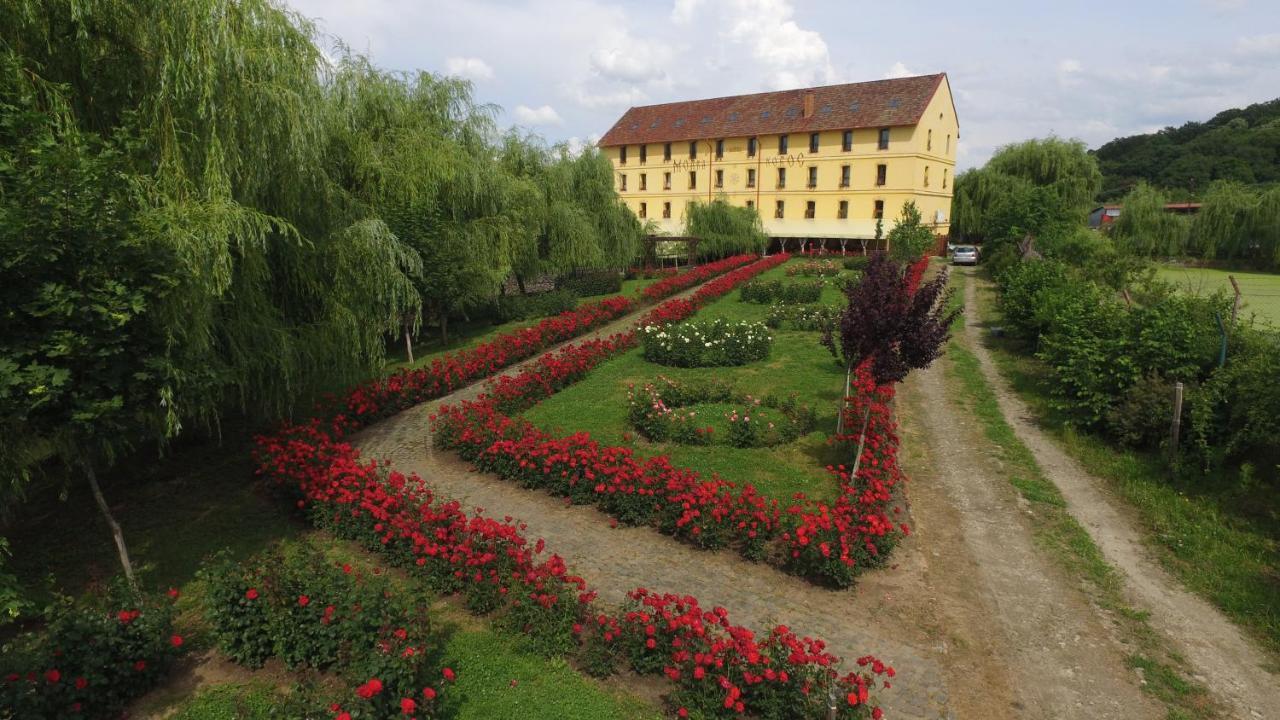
284,0,1280,169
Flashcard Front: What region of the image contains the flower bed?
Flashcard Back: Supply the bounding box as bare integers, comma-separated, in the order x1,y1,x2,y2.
639,255,758,303
434,349,904,584
740,279,824,304
639,255,790,328
640,319,772,367
764,304,841,332
627,377,815,448
252,253,895,718
252,425,892,718
333,256,762,428
786,259,841,277
0,582,184,719
432,254,907,588
199,543,450,719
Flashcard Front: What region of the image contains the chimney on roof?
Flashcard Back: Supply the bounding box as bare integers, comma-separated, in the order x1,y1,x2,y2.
803,90,815,119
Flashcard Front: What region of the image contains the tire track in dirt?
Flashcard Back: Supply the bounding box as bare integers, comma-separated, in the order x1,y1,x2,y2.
960,267,1280,719
351,274,962,719
899,353,1160,720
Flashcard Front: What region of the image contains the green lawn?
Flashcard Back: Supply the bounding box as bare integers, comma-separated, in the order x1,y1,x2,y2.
384,277,661,372
1154,265,1280,327
522,262,860,503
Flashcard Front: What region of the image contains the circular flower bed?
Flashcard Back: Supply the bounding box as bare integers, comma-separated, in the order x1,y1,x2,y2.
640,318,772,367
627,376,815,448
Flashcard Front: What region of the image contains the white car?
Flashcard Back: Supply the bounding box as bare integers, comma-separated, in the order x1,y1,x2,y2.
951,245,978,265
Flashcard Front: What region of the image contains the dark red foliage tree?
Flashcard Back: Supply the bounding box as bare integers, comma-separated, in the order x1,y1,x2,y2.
821,253,960,384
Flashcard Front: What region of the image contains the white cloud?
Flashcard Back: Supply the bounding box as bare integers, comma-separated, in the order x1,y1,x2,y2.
565,133,602,156
445,56,494,81
1235,33,1280,56
588,32,674,84
514,104,563,125
884,61,915,79
568,85,649,109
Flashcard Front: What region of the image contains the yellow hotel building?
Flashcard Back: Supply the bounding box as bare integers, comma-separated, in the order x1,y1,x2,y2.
598,73,958,243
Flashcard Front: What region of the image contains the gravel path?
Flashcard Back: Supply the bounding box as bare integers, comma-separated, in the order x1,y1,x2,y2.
959,268,1280,720
352,283,957,720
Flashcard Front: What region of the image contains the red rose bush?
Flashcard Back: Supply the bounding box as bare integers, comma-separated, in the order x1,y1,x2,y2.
199,542,449,719
639,254,758,303
252,252,893,718
0,581,183,719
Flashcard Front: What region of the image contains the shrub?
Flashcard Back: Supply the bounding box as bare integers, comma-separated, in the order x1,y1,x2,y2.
199,543,449,720
1190,328,1280,472
786,259,841,277
739,279,824,304
558,270,623,297
627,377,815,448
0,580,182,719
494,289,578,323
1106,373,1188,449
994,258,1073,341
842,255,870,271
640,319,772,367
822,254,956,384
764,304,841,332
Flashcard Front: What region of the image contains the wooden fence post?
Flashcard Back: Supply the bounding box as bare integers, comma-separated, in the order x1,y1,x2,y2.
1228,275,1242,323
1170,381,1184,457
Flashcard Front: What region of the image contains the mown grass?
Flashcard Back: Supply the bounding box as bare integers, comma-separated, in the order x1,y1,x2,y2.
970,270,1280,660
945,265,1218,717
522,261,861,503
1153,264,1280,327
161,610,659,720
384,277,660,372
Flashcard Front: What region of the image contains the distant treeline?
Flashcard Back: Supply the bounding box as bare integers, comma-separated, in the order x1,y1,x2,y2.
1093,98,1280,200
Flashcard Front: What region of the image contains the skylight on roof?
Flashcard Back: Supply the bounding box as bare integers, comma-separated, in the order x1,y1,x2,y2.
819,104,833,114
887,98,901,109
784,107,798,118
849,102,860,111
629,123,640,130
649,120,660,128
760,110,770,118
700,116,712,124
728,112,740,121
674,118,685,127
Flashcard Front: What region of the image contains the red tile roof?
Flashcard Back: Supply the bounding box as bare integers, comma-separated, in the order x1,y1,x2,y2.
598,74,947,147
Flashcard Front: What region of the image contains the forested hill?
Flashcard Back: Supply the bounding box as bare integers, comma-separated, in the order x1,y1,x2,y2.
1092,98,1280,199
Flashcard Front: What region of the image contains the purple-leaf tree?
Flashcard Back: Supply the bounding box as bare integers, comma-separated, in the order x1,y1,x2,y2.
821,252,960,385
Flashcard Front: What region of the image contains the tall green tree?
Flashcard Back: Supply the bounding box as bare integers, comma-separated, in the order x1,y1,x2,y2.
1110,182,1190,257
1,0,422,581
684,198,767,259
886,201,936,262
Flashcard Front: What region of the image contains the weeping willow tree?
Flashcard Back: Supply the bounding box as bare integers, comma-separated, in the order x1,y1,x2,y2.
685,198,768,259
1250,186,1280,269
500,136,642,286
0,0,421,583
1189,181,1256,261
1110,182,1190,257
985,137,1103,211
322,57,524,343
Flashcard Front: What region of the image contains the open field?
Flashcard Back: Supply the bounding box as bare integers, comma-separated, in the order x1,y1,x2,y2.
1154,265,1280,326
